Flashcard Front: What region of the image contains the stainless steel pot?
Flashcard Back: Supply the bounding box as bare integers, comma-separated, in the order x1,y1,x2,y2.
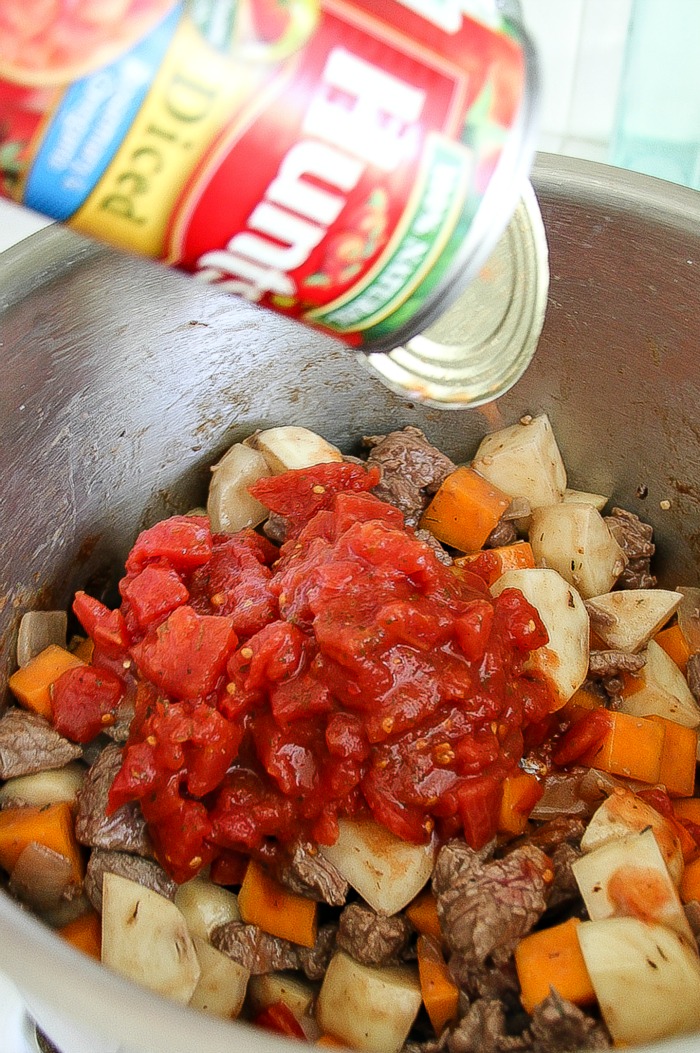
1,154,699,1053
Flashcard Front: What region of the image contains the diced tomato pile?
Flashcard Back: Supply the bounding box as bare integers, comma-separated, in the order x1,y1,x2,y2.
52,463,556,882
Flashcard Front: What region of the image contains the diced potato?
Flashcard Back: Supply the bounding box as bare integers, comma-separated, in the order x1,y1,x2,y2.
580,788,684,885
562,488,608,511
101,873,200,1003
248,971,316,1018
245,426,342,474
189,937,249,1018
577,917,700,1045
585,589,682,653
173,877,240,941
572,828,692,940
528,504,626,599
618,640,700,728
316,951,422,1053
491,568,589,707
471,414,566,509
206,443,269,533
318,819,435,916
0,763,85,809
17,611,67,667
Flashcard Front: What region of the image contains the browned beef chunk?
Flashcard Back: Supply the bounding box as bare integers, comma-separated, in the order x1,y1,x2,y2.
528,992,611,1051
687,653,700,702
212,920,336,979
433,841,551,984
263,512,288,545
0,707,82,780
337,902,412,965
604,507,655,589
276,841,348,906
75,744,152,857
102,698,135,744
588,650,646,678
513,818,586,855
363,427,456,526
84,849,176,913
484,520,518,549
414,529,453,565
547,842,583,910
446,999,527,1053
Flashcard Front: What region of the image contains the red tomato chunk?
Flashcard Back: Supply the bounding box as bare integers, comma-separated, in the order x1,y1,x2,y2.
66,464,555,883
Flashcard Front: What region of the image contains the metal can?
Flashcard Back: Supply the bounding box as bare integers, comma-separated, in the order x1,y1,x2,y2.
0,0,546,405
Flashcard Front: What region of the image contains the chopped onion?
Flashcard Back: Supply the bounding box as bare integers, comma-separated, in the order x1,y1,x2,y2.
678,587,700,653
530,769,595,821
16,611,68,667
9,841,76,915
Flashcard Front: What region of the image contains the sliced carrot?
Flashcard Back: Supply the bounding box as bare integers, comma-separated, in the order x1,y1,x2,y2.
419,467,511,553
514,917,596,1014
647,716,697,797
560,688,605,723
498,772,543,836
58,911,101,960
405,889,442,943
0,802,84,885
580,710,665,785
654,623,691,674
673,799,700,825
456,542,535,587
680,856,700,904
8,644,86,719
417,935,460,1034
238,859,317,949
317,1036,345,1047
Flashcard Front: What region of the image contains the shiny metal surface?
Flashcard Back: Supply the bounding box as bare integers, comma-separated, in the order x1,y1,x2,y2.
0,154,699,1053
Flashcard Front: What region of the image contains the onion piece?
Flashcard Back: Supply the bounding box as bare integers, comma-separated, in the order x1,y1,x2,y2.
16,610,68,667
530,768,597,821
9,841,78,915
678,587,700,653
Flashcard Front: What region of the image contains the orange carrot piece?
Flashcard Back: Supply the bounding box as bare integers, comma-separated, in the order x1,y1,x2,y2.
654,623,691,674
647,716,697,797
419,467,511,553
580,710,665,785
317,1036,345,1047
58,911,101,960
405,889,442,943
673,798,700,825
498,772,544,836
417,935,460,1035
0,802,84,885
560,688,604,724
514,918,596,1014
238,859,317,949
680,856,700,904
8,644,86,719
71,636,94,664
456,542,535,587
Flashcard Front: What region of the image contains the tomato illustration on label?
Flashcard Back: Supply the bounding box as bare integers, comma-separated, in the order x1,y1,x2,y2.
302,190,389,295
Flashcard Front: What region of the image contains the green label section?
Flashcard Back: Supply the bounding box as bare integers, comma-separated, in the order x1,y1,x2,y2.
305,136,474,338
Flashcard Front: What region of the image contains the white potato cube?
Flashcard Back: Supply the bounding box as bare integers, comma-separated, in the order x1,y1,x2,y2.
562,488,608,511
572,828,691,940
577,917,700,1045
207,443,269,533
245,426,342,474
529,504,626,599
189,937,248,1018
491,568,589,707
101,874,200,1003
0,763,84,809
173,878,240,941
585,589,682,653
318,820,435,916
580,788,684,885
618,640,700,728
248,972,316,1018
471,414,566,509
317,951,421,1053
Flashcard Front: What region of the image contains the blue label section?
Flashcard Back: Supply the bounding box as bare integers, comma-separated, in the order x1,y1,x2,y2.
24,5,183,220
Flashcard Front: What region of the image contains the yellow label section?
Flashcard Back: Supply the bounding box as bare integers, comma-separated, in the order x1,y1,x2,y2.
70,18,258,258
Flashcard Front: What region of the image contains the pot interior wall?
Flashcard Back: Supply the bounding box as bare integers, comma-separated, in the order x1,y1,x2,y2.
0,154,699,1053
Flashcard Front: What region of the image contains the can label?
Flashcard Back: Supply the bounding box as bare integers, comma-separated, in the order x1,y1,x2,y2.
0,0,528,349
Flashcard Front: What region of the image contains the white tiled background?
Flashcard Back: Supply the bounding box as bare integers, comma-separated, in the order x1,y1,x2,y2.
0,0,698,254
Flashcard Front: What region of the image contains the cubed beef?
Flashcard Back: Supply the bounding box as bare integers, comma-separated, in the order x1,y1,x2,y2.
337,902,412,965
75,743,152,857
0,707,81,780
363,427,456,526
85,849,176,913
276,841,348,906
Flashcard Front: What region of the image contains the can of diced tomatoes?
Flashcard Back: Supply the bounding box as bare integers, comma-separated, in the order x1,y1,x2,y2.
0,0,547,407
